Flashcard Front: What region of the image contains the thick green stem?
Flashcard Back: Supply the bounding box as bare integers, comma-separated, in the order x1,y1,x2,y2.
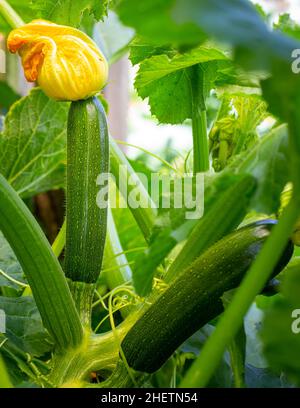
190,65,209,174
0,175,83,349
67,280,95,329
48,312,140,387
109,136,156,242
180,198,299,387
0,0,24,28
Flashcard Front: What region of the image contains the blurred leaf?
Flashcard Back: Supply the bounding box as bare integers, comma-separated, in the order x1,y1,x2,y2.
31,0,110,27
231,125,289,214
0,296,53,357
244,303,267,369
135,46,232,124
0,232,25,290
261,263,300,385
0,82,20,110
118,0,300,70
180,325,232,387
245,364,292,388
173,0,299,70
117,0,206,46
0,88,68,198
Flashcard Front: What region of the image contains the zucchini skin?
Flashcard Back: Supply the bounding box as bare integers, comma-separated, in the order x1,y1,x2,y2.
65,97,109,283
121,220,293,373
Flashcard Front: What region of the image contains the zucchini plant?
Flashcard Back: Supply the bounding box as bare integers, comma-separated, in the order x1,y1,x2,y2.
0,0,300,389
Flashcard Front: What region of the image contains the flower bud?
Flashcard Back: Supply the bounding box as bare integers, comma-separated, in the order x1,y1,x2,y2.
7,19,108,101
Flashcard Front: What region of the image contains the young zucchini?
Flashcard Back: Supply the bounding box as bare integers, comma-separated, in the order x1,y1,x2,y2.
121,220,293,373
65,97,109,283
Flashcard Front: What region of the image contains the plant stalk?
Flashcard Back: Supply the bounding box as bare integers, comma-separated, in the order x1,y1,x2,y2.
190,65,209,174
0,0,24,28
109,136,157,243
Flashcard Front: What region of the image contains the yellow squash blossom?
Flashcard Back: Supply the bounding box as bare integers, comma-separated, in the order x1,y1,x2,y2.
7,19,108,101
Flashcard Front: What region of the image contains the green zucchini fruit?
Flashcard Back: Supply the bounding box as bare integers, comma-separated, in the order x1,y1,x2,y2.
121,219,294,373
65,97,109,283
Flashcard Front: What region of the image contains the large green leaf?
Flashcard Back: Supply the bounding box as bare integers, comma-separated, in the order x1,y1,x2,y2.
117,0,205,46
0,296,53,357
31,0,110,27
134,46,232,124
0,231,24,290
0,88,68,198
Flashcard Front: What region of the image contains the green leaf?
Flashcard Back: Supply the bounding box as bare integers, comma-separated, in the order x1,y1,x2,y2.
0,88,68,198
0,296,53,357
118,0,300,70
31,0,110,27
231,125,289,214
135,46,232,124
174,0,300,70
0,231,24,290
261,261,300,385
0,82,20,110
117,0,206,46
130,36,174,66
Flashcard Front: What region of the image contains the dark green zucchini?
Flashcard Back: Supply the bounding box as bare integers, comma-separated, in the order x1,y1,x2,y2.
65,97,109,283
121,219,294,373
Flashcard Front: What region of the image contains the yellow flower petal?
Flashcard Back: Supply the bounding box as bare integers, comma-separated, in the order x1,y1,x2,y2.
7,20,109,101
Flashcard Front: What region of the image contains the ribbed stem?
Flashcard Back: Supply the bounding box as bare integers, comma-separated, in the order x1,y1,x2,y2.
190,65,209,174
67,280,95,328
